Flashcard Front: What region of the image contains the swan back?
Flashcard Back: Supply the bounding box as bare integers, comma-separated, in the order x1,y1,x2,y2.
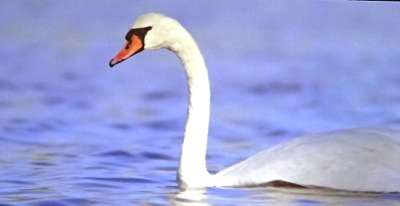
216,128,400,192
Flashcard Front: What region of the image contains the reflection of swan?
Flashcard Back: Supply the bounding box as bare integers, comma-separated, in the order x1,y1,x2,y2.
171,187,395,205
109,13,400,192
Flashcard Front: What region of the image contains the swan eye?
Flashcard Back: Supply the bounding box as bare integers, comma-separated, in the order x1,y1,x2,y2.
125,26,153,41
124,26,153,50
124,27,152,50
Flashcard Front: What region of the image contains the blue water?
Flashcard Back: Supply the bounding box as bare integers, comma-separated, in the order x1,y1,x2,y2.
1,1,400,205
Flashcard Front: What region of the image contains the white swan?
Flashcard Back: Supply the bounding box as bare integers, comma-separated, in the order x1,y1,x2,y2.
109,13,400,192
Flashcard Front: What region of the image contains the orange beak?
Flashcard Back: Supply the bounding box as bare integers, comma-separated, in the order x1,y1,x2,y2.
109,35,144,68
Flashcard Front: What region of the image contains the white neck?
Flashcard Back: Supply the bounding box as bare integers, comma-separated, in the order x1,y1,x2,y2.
169,30,213,189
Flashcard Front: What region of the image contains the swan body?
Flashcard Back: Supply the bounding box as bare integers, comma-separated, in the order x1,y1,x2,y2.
109,13,400,192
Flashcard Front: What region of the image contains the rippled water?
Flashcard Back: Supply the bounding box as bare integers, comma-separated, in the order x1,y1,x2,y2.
1,1,400,205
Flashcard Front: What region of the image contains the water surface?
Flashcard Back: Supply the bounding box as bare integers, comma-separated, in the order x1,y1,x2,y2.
1,1,400,205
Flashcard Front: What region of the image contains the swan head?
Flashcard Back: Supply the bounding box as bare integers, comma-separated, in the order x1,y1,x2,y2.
109,13,182,67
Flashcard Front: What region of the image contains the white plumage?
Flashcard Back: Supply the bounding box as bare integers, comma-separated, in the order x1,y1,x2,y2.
110,13,400,192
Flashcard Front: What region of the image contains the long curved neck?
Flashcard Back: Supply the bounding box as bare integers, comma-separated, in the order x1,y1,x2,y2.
170,30,212,189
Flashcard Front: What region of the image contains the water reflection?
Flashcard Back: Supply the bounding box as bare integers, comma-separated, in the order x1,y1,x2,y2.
171,187,400,205
172,188,211,206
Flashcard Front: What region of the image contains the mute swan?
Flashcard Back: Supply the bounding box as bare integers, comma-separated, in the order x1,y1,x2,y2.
109,13,400,192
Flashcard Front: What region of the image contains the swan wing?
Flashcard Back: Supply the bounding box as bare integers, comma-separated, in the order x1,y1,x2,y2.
215,128,400,192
